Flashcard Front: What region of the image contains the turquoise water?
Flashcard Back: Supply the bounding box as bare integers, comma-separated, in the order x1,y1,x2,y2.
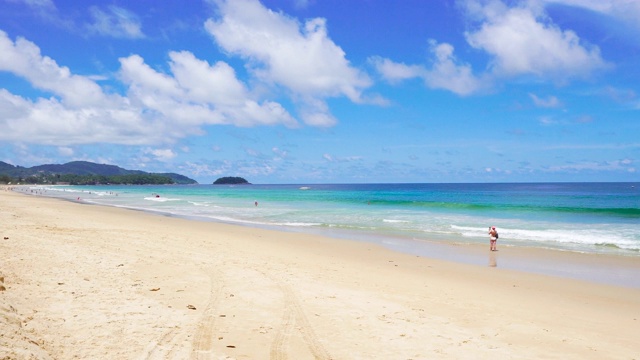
22,182,640,256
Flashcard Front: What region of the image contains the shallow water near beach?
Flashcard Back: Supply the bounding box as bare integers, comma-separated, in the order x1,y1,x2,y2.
19,182,640,286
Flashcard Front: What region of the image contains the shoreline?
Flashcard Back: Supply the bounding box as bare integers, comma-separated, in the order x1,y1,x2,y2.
281,223,640,289
13,186,640,288
18,183,640,258
2,188,640,359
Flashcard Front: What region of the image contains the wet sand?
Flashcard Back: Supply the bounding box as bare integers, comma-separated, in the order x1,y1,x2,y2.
1,188,639,359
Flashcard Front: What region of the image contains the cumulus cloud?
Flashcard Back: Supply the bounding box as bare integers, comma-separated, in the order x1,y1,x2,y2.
423,40,484,95
0,31,297,146
119,51,297,130
373,0,609,95
86,5,145,39
0,31,161,145
371,40,483,96
0,31,110,107
463,0,608,80
204,0,373,126
144,148,177,162
370,57,423,84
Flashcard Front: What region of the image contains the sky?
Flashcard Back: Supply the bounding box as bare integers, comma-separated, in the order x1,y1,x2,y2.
0,0,639,184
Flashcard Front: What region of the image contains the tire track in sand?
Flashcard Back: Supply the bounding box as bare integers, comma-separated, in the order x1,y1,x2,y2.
190,268,224,360
269,293,295,360
141,326,183,360
267,273,332,360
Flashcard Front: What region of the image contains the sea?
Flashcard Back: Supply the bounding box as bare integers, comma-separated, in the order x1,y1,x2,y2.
17,182,640,286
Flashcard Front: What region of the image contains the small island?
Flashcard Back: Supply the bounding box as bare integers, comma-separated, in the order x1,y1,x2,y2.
213,176,250,185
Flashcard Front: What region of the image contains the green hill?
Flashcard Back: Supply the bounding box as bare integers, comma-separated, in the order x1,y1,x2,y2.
0,161,197,185
213,176,250,185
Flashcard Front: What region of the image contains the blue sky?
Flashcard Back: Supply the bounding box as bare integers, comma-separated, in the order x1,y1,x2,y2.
0,0,638,184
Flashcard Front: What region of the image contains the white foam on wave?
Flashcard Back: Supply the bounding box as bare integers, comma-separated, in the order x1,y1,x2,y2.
276,221,322,227
188,201,211,207
36,186,84,194
194,214,320,227
143,196,180,202
450,224,639,250
383,219,410,223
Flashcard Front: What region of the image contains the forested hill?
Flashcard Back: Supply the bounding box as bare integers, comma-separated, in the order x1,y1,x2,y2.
0,161,197,185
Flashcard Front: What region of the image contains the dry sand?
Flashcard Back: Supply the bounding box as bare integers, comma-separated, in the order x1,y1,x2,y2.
1,188,639,359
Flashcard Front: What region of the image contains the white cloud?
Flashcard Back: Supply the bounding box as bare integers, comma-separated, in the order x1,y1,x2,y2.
204,0,373,126
546,159,635,172
0,87,147,145
8,0,56,12
575,115,593,123
272,147,288,159
145,148,176,162
183,161,229,177
463,0,608,80
423,40,484,95
297,97,337,127
86,6,145,39
321,153,362,163
371,40,483,96
602,86,636,103
245,148,261,157
6,0,65,25
119,52,297,129
542,0,640,30
0,31,110,108
169,51,247,107
292,0,312,10
0,31,297,146
58,146,73,156
539,116,556,125
544,143,640,150
530,93,562,108
374,0,610,96
369,57,423,83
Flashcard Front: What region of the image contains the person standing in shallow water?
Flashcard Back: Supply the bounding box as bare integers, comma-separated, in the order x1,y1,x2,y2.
488,226,498,251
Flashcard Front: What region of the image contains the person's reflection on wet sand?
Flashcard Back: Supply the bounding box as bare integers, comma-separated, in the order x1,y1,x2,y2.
489,251,497,267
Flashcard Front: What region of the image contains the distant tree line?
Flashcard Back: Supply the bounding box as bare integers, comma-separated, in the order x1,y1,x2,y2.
0,173,175,185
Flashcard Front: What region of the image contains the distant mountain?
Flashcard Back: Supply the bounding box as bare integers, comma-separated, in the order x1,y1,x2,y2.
156,172,198,185
0,161,197,184
31,161,144,176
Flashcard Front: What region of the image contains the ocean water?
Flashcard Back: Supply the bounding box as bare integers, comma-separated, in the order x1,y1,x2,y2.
20,182,639,257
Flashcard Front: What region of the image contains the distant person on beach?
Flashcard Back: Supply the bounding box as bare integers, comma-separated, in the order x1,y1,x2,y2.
488,226,498,251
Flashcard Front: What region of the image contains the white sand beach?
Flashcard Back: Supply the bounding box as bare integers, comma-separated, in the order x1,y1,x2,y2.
1,188,639,359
